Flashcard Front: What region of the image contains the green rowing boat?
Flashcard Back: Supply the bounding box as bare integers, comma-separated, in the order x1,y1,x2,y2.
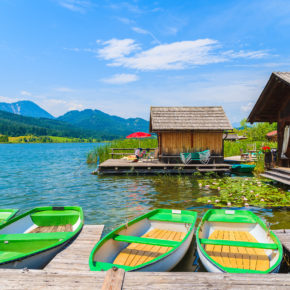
196,209,283,273
0,209,18,224
0,206,83,269
90,209,197,272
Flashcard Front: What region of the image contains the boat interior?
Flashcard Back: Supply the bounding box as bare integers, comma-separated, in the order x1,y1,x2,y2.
199,221,280,272
0,209,81,261
93,210,195,269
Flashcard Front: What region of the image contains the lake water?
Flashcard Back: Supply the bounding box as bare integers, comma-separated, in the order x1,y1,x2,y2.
0,143,289,235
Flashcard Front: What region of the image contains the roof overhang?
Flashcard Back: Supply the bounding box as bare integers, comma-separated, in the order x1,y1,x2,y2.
247,72,290,123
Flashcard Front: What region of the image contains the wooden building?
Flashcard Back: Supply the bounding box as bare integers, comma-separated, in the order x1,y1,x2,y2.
248,72,290,168
223,133,247,141
149,106,233,160
266,130,278,142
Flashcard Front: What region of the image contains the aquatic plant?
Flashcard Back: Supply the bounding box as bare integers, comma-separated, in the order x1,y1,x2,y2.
196,177,290,207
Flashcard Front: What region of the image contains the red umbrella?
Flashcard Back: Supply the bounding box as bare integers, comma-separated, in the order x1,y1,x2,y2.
126,132,151,147
126,132,151,138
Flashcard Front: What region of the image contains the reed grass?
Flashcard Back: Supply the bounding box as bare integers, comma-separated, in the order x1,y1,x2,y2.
87,138,158,164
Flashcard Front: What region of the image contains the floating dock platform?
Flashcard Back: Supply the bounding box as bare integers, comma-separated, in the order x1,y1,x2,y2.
0,225,289,289
97,159,231,175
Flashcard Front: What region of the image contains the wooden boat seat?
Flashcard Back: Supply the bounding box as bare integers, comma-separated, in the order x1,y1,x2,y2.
113,228,186,267
28,224,73,233
205,230,270,271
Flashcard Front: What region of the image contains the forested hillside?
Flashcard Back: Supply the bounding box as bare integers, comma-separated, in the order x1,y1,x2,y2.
0,110,94,138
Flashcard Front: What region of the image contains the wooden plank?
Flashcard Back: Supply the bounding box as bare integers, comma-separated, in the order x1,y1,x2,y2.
206,230,270,271
123,272,290,289
274,230,290,252
0,269,289,289
101,268,125,290
113,229,185,267
45,225,104,272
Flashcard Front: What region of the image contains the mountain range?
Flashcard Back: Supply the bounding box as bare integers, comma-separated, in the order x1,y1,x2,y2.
0,100,150,140
0,101,54,119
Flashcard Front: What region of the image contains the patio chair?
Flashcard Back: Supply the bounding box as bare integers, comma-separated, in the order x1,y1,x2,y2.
180,150,211,164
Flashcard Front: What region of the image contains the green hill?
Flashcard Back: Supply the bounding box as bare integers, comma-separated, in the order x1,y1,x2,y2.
57,109,149,137
0,108,150,140
0,110,94,138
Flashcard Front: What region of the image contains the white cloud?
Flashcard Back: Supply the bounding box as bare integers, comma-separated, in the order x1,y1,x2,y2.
20,90,32,96
116,17,134,25
97,39,140,60
132,27,160,44
0,96,18,103
102,74,139,84
97,38,269,71
58,0,91,13
241,102,254,112
224,50,269,59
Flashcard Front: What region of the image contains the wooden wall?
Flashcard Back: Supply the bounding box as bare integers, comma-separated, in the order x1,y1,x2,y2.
278,99,290,167
159,131,223,156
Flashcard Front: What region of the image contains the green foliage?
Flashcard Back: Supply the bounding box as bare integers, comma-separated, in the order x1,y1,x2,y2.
224,140,277,157
0,134,8,142
196,177,290,207
87,138,158,164
0,110,98,139
235,118,277,141
8,135,94,143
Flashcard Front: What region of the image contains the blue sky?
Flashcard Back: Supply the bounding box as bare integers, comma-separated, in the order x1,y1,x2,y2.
1,0,290,123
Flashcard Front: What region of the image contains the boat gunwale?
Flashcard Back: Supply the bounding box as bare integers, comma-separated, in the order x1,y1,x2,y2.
89,208,197,271
196,209,283,274
0,206,84,265
0,209,19,224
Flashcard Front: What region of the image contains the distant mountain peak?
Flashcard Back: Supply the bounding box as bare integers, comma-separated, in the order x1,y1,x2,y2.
0,100,54,119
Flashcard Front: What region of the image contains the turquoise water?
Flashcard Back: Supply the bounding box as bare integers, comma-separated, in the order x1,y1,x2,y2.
0,143,289,235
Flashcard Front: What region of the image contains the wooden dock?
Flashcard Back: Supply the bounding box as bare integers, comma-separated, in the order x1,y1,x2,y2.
97,159,231,175
45,225,104,272
0,226,289,289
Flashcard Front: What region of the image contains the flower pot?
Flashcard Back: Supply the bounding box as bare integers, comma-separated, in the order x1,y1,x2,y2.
264,151,272,169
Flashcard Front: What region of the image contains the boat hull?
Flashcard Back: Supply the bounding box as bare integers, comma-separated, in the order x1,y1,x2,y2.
196,209,283,274
90,209,197,272
0,206,83,269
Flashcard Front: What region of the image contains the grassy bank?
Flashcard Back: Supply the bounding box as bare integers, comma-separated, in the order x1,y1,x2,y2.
87,138,158,163
1,135,97,143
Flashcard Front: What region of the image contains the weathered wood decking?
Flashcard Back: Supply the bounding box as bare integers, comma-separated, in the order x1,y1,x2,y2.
45,225,104,272
97,159,231,175
261,167,290,186
0,226,288,289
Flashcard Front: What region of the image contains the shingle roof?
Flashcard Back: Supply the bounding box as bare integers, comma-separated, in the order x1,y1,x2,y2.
247,72,290,123
150,106,233,131
274,72,290,84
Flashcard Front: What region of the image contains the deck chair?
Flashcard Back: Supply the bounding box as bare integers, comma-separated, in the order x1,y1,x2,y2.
180,150,211,164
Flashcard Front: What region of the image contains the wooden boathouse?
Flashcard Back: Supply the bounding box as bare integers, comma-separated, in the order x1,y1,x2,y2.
150,106,233,162
248,72,290,185
98,106,232,175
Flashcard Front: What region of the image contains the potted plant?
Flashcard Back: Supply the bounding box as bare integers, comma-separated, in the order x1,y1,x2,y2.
262,146,272,169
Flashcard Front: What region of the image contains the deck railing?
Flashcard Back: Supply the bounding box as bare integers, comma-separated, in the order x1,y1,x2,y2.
110,148,157,159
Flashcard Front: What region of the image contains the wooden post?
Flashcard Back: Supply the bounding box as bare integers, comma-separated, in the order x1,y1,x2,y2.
101,267,125,290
